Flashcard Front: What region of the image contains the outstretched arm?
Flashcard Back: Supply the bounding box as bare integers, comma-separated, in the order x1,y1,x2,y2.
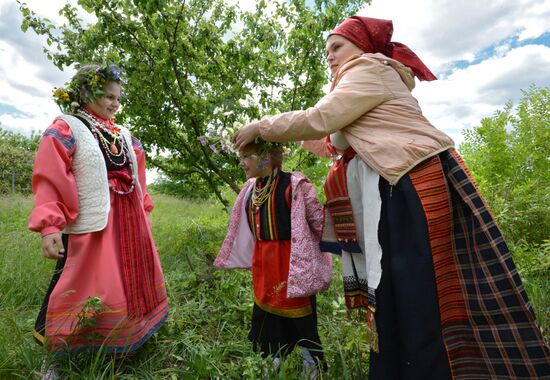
234,60,385,150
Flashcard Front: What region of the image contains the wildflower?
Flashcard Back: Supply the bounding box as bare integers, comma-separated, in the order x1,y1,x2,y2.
53,87,68,98
209,144,219,154
90,74,101,85
107,125,121,134
52,88,72,106
111,67,122,80
198,136,206,146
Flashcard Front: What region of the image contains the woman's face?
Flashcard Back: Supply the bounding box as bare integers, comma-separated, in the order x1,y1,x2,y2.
325,34,365,75
85,81,122,120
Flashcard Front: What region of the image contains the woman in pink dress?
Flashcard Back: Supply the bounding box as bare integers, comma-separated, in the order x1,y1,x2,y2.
29,64,168,361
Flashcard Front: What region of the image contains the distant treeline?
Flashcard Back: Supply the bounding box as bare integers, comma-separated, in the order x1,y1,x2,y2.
0,128,40,194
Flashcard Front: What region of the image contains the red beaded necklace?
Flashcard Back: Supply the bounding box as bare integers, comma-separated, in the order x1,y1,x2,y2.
75,109,136,195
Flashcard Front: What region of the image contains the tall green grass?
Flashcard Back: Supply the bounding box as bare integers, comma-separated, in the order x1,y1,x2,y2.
0,193,548,379
0,194,369,379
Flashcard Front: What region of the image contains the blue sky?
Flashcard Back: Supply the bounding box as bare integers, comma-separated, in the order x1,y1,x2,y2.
1,0,549,149
443,32,550,74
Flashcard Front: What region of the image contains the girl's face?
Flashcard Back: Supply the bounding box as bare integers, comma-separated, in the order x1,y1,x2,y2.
239,148,272,179
325,34,365,75
85,81,122,120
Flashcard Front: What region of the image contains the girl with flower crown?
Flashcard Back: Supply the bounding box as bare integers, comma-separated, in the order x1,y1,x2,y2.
29,65,168,365
234,16,550,380
214,141,332,376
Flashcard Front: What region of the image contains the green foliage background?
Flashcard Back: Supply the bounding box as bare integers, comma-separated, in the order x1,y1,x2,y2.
0,129,40,194
460,85,549,245
18,0,368,206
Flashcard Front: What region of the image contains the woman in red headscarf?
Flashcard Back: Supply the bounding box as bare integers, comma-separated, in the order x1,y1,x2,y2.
234,16,549,380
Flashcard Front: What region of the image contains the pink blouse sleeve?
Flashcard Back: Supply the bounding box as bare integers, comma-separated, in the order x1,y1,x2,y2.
28,119,79,236
301,139,332,158
300,178,324,241
132,136,154,214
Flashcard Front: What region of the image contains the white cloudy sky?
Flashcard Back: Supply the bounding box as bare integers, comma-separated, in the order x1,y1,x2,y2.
1,0,549,148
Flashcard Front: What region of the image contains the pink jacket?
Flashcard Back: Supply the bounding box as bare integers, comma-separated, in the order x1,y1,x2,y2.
214,172,333,298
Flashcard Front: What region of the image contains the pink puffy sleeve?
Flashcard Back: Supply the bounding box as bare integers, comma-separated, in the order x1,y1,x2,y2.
299,177,324,241
132,136,154,214
28,119,79,237
301,139,332,158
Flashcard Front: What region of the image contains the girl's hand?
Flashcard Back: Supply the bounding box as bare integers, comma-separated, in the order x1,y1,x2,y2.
41,232,65,260
233,121,261,151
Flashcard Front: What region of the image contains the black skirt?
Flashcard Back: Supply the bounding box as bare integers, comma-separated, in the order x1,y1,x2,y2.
368,174,452,380
248,296,325,362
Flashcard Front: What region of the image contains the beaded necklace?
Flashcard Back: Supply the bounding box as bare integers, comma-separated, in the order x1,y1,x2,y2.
76,109,123,156
252,168,278,212
76,109,136,195
76,109,128,167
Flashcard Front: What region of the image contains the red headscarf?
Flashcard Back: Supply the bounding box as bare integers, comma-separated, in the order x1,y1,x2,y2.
330,16,437,81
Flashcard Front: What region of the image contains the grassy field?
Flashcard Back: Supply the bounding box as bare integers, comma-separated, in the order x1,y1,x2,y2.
0,193,371,379
0,193,547,379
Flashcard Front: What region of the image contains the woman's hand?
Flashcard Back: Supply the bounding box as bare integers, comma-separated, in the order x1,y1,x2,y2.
41,232,65,260
233,121,261,151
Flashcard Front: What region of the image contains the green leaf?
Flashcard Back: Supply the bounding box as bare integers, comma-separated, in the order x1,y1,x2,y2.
20,19,29,32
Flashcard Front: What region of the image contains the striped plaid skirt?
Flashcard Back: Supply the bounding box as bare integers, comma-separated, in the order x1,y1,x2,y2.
343,148,550,379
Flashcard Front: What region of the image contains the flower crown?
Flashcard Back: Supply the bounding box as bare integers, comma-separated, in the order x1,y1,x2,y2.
196,121,288,166
250,136,283,155
230,121,284,155
52,64,123,113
